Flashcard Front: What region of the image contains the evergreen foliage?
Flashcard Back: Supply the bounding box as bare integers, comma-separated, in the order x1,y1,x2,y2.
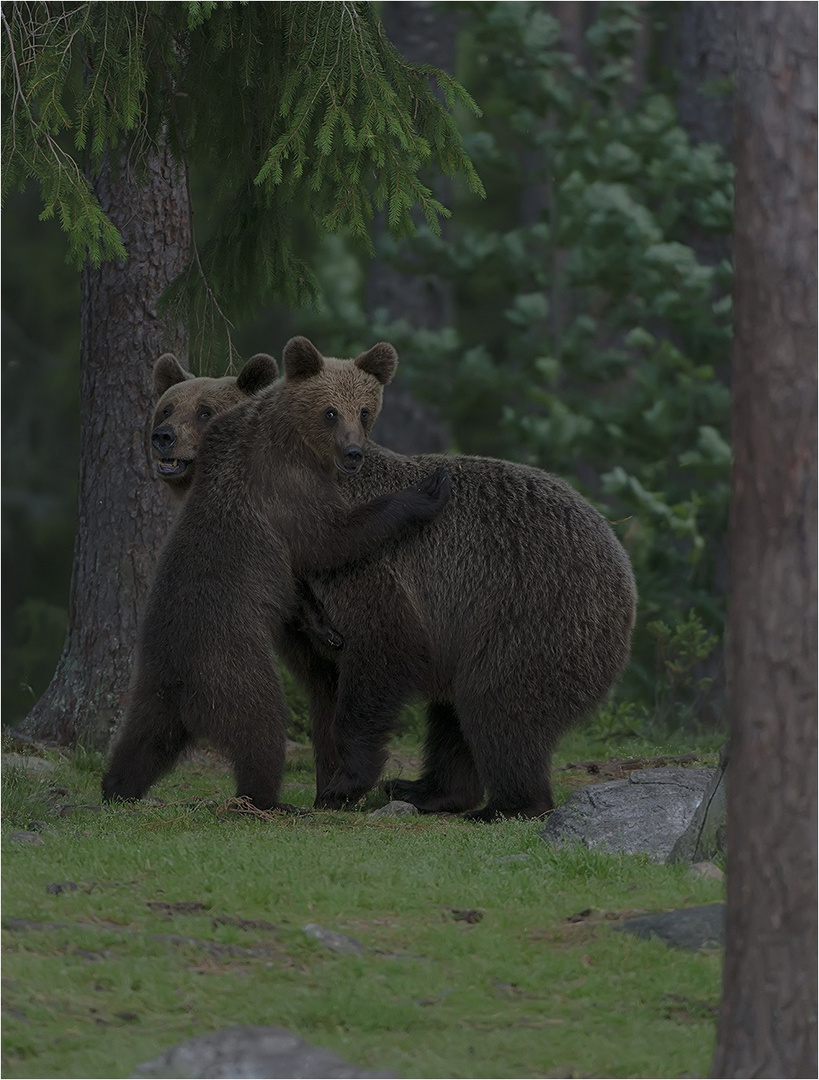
1,1,483,332
291,2,734,729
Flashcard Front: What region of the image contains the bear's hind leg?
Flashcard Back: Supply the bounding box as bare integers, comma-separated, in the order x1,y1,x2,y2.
455,694,557,821
102,691,190,803
213,669,289,812
384,702,484,813
315,668,408,810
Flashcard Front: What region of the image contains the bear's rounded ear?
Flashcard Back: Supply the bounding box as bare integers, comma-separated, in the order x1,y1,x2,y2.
154,353,194,397
283,337,324,382
355,342,398,386
238,353,279,394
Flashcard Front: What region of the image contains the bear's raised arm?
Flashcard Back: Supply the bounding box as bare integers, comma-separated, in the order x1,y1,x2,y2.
294,465,451,576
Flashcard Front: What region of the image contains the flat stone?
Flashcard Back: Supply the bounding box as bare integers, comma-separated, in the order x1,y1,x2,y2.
7,831,45,846
368,801,419,818
611,904,725,951
302,924,365,956
132,1025,396,1078
541,767,714,863
2,753,57,776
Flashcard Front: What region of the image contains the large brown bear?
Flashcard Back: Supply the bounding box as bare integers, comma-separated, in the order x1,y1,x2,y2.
284,446,637,821
145,338,638,822
101,338,450,811
150,352,278,499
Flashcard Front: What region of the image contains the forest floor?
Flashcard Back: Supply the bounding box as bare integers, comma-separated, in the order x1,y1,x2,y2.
1,725,724,1079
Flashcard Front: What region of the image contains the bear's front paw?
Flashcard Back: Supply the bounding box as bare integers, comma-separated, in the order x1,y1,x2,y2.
417,465,450,502
408,465,451,521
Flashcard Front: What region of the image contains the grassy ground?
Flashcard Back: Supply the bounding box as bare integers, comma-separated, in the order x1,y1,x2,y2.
2,726,725,1079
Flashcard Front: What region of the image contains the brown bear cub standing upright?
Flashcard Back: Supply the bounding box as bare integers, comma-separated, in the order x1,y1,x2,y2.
102,338,450,811
149,349,342,647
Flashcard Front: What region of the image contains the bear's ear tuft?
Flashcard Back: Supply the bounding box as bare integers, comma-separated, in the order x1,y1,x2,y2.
238,353,279,394
355,342,398,386
154,354,193,397
283,337,324,382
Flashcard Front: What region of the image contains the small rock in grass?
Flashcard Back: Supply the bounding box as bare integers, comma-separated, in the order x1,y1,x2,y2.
368,800,419,818
8,831,45,846
302,923,365,955
2,753,58,777
688,860,724,882
46,881,79,894
132,1024,396,1078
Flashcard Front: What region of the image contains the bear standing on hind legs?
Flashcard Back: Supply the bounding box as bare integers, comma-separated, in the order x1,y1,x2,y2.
148,349,342,647
101,338,450,811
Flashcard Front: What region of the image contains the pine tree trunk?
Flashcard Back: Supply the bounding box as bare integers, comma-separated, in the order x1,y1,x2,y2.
17,135,191,751
712,4,817,1076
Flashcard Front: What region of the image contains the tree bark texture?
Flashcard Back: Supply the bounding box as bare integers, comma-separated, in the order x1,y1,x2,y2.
19,135,191,750
712,5,817,1077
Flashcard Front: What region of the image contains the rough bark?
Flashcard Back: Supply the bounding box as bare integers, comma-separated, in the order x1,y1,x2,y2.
18,135,191,750
712,5,817,1077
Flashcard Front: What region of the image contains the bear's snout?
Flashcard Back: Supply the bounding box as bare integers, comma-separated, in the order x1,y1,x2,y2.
337,445,364,475
152,425,177,453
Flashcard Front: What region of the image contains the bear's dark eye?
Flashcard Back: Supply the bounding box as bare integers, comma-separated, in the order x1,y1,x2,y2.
324,408,337,423
162,404,173,419
197,406,212,421
360,408,370,425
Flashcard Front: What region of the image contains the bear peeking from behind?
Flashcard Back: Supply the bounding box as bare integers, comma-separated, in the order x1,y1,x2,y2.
150,352,278,499
102,337,450,811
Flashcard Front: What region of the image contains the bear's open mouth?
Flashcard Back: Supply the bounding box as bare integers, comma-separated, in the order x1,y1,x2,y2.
334,458,362,476
155,458,191,478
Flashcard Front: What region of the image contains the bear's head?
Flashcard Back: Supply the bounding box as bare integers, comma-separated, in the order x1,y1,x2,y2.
281,336,398,475
151,352,278,497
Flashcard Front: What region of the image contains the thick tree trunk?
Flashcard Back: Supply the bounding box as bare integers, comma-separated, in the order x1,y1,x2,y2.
18,135,191,751
712,4,817,1077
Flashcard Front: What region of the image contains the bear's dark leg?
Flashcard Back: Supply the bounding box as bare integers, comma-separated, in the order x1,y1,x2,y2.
278,628,341,799
384,702,484,813
212,671,290,812
296,581,343,650
455,696,556,821
315,668,408,810
101,693,190,803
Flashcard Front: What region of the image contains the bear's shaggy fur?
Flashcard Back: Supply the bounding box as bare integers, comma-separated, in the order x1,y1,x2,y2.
281,451,637,822
150,352,278,499
150,351,342,647
102,338,450,810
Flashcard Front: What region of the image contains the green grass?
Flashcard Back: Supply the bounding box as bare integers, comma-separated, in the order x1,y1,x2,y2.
1,729,724,1079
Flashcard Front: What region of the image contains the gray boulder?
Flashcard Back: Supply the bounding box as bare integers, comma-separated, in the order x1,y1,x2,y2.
133,1025,397,1079
541,767,715,863
612,903,725,951
668,744,728,864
